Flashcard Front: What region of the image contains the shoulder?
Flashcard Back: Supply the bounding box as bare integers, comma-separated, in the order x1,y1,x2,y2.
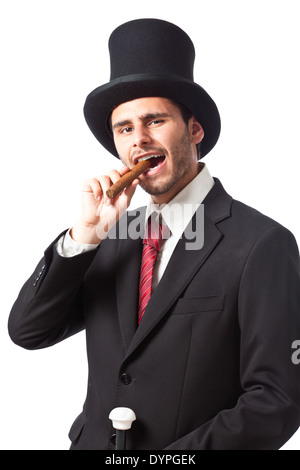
210,177,292,238
229,198,299,256
208,178,298,253
231,198,281,231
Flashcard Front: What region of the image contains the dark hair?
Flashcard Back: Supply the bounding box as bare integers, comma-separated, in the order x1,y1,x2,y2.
172,100,201,160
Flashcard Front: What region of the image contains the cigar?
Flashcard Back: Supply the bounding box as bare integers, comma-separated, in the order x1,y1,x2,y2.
106,160,151,199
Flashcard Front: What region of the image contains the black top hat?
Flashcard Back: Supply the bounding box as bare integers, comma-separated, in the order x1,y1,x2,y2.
84,18,221,159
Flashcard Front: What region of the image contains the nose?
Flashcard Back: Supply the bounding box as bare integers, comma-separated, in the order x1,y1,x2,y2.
133,124,152,148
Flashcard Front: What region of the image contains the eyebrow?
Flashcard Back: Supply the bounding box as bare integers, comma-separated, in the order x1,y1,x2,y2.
112,112,171,131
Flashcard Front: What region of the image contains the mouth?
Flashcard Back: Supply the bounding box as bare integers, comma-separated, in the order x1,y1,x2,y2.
134,154,166,175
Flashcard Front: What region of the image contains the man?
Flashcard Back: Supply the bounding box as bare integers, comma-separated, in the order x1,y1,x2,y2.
8,18,300,450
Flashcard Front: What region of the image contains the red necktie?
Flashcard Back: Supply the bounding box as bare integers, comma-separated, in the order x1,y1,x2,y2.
138,217,169,325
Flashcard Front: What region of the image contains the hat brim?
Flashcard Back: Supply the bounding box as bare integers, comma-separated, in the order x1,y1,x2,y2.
83,73,221,159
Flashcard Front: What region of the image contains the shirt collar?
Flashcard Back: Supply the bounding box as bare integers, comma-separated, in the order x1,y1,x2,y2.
145,163,215,238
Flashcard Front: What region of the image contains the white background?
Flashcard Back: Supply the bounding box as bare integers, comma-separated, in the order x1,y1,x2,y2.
1,0,299,450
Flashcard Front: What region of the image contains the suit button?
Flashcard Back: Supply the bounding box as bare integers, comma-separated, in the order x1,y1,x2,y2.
120,373,132,385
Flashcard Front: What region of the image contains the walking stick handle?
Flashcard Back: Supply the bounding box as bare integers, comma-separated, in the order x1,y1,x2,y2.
109,407,136,450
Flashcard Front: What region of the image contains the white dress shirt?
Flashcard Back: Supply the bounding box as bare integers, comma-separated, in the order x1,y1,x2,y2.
56,163,214,289
143,163,214,290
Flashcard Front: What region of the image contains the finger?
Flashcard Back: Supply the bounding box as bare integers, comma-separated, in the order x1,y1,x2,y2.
82,178,103,200
119,165,131,176
105,168,131,205
107,169,125,184
123,178,139,206
98,175,118,205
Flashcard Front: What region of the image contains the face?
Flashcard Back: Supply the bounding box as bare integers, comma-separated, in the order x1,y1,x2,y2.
111,97,204,204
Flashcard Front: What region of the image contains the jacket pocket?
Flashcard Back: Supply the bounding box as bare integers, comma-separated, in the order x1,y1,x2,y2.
172,294,226,315
68,412,86,444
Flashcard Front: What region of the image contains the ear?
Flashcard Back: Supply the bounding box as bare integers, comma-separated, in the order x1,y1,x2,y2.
189,117,204,144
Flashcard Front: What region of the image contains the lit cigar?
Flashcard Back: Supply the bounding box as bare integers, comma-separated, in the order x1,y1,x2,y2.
106,160,151,199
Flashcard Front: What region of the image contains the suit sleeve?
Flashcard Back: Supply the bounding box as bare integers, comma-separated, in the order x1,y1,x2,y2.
166,225,300,450
8,231,99,350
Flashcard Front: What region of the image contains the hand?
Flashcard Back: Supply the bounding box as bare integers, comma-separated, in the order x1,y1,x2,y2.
71,166,139,244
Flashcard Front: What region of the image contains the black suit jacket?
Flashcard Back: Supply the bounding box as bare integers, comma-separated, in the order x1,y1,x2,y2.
8,179,300,449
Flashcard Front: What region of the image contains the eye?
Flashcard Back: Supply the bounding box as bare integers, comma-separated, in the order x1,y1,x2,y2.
120,126,133,134
149,119,164,126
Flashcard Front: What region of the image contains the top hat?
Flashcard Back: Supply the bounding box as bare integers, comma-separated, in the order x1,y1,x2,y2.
83,18,221,158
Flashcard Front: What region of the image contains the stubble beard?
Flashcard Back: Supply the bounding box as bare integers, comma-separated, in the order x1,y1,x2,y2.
138,128,194,197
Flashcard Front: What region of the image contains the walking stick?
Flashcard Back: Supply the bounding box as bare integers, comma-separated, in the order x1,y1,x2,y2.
109,407,136,450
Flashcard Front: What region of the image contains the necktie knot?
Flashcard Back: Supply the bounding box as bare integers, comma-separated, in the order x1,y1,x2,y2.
143,216,169,252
